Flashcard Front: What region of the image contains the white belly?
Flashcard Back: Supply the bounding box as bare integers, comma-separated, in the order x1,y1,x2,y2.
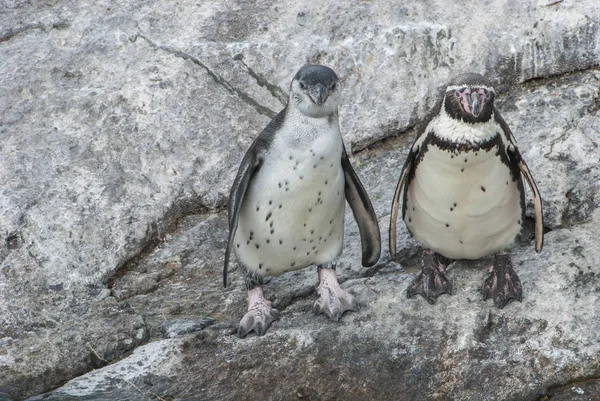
235,125,345,276
405,145,522,259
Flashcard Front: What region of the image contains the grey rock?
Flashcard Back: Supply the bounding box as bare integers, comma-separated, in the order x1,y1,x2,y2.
0,0,599,399
161,318,215,339
31,70,600,400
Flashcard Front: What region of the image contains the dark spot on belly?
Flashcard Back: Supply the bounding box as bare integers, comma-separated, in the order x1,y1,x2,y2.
269,221,273,227
409,218,412,222
300,175,303,179
330,163,333,168
269,200,272,205
329,220,333,225
236,243,240,248
266,268,271,272
270,229,274,234
318,191,322,196
475,152,478,156
325,180,328,185
279,204,282,209
291,262,295,267
266,239,270,244
303,223,307,227
259,263,263,269
289,156,293,160
412,207,415,211
451,155,454,159
459,240,463,244
278,182,282,188
313,164,317,168
265,212,272,221
293,246,297,250
310,230,314,235
312,246,316,250
446,223,450,227
279,239,283,244
319,236,322,241
518,220,521,225
306,251,311,256
246,240,250,245
506,181,509,185
310,239,314,243
256,206,260,212
320,156,324,160
481,186,486,192
255,244,260,249
309,208,312,212
315,250,319,255
461,168,465,172
454,203,457,207
450,207,454,211
464,158,468,163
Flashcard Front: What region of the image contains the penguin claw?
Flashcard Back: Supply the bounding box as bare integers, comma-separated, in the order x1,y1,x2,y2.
313,268,358,322
313,290,357,322
237,306,279,338
481,252,522,309
238,287,279,338
407,250,453,304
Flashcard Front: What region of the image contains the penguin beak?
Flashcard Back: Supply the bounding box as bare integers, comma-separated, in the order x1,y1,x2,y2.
308,83,328,105
467,91,483,117
467,89,487,118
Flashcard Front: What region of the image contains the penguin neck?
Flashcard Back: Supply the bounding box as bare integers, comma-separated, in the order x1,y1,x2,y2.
287,103,339,122
278,105,341,149
431,107,499,144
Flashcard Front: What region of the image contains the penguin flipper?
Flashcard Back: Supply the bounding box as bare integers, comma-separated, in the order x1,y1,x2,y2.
496,109,544,253
341,145,381,267
224,150,261,287
517,158,544,252
389,143,418,257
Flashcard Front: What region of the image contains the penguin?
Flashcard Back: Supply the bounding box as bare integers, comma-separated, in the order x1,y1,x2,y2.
224,65,381,337
389,73,543,308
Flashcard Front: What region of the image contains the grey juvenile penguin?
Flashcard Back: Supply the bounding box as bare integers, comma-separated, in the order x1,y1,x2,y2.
224,65,381,337
389,73,544,308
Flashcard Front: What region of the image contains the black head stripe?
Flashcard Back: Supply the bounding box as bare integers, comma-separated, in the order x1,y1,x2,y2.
447,73,492,89
294,65,339,86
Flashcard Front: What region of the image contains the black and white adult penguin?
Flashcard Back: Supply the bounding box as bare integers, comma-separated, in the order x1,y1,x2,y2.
389,73,543,308
224,65,381,337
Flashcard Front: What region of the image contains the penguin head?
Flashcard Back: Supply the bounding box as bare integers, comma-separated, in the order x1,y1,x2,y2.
289,65,341,118
443,73,495,124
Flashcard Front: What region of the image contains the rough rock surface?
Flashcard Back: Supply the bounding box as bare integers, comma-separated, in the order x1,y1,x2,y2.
0,0,599,400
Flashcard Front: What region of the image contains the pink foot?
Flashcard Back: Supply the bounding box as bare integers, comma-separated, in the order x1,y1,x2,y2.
313,268,358,322
238,286,279,338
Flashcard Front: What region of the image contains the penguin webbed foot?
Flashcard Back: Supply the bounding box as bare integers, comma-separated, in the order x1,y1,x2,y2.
313,266,358,322
481,252,522,309
238,286,280,338
407,249,453,304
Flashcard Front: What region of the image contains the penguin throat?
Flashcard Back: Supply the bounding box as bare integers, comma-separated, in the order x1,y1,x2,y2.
432,108,499,144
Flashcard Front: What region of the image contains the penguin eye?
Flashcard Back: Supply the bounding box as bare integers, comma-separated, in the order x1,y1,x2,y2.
455,91,461,98
331,83,337,91
299,82,306,89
